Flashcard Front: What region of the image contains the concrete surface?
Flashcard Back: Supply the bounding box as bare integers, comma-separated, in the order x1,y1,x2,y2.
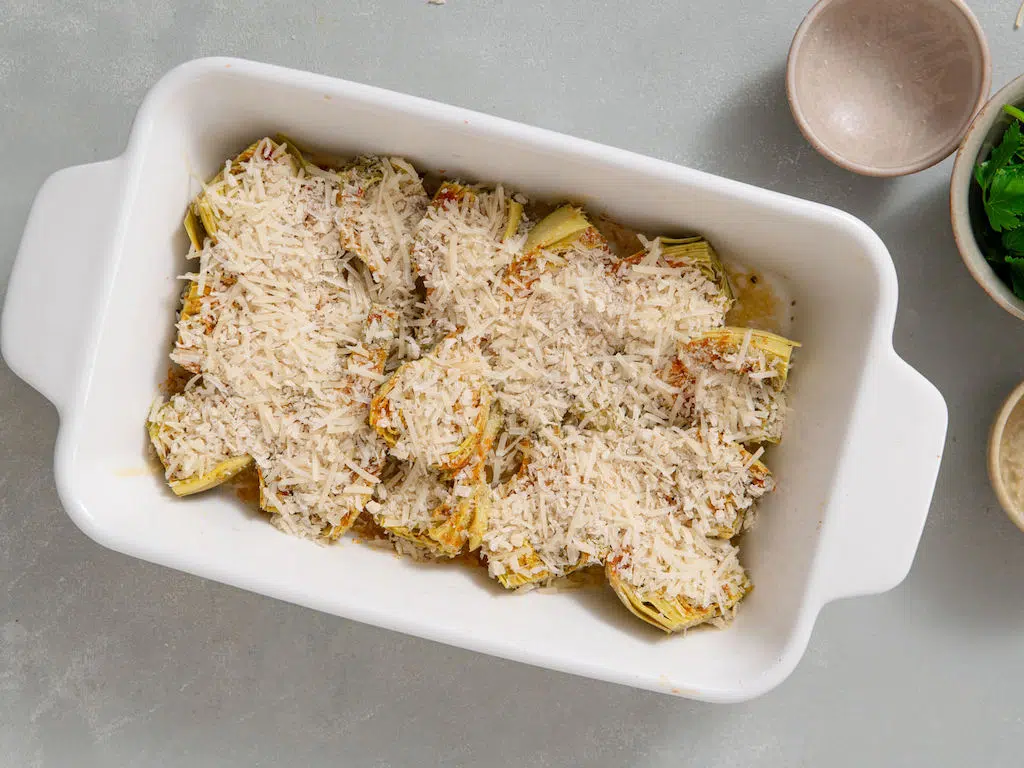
3,0,1024,765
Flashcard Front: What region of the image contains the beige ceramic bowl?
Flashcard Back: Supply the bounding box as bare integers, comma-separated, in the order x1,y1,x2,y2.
989,381,1024,532
950,74,1024,321
787,0,990,177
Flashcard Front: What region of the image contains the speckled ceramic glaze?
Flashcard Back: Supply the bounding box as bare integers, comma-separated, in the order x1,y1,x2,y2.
787,0,990,176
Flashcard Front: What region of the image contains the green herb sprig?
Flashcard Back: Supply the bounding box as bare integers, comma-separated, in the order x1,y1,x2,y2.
974,105,1024,299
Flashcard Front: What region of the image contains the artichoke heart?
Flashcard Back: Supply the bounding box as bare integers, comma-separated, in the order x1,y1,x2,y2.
437,389,495,476
380,404,500,557
370,334,493,475
167,455,253,497
183,207,204,252
503,200,525,243
706,447,773,539
273,132,312,172
432,180,477,208
256,306,397,539
662,327,801,445
337,156,428,277
492,546,596,590
185,140,266,247
658,236,734,301
178,280,210,329
424,182,524,252
522,205,591,253
146,414,252,497
504,205,609,292
387,482,491,557
606,561,750,633
691,327,800,389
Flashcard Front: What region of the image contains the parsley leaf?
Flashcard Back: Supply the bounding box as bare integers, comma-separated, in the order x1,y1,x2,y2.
984,166,1024,232
1004,228,1024,255
977,120,1023,190
1005,256,1024,300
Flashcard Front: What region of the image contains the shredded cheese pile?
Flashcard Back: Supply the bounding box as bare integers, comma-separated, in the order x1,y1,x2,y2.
410,183,528,348
483,425,772,596
152,140,406,538
150,137,798,633
664,330,790,443
371,334,493,470
337,156,430,364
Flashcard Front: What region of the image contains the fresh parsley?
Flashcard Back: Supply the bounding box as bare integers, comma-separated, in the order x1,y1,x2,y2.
974,106,1024,300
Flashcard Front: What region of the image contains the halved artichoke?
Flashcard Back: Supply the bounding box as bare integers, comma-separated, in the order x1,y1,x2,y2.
147,417,252,497
503,205,609,292
337,156,428,278
369,335,494,475
417,182,525,263
185,140,266,248
254,306,397,539
255,465,373,542
606,560,751,633
492,546,597,590
387,481,491,557
703,447,773,539
484,433,608,589
686,327,800,389
662,327,800,444
377,402,500,556
659,236,734,301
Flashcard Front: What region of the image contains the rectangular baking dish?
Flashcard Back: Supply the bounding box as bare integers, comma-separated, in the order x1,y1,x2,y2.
0,58,947,702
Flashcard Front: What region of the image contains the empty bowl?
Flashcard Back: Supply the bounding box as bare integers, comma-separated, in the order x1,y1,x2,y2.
950,73,1024,321
787,0,991,177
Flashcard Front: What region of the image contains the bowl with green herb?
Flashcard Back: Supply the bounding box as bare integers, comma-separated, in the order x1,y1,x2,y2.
952,75,1024,320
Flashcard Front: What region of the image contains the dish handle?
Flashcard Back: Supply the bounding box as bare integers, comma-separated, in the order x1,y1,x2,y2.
817,349,948,603
1,159,124,413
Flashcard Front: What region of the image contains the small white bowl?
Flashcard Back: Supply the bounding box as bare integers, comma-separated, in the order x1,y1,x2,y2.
989,381,1024,532
951,74,1024,321
788,0,991,177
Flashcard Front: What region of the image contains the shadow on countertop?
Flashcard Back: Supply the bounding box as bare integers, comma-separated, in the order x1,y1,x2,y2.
874,181,1024,634
693,63,897,223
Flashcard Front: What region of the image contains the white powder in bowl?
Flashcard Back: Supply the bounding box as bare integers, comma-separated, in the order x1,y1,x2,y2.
1000,404,1024,510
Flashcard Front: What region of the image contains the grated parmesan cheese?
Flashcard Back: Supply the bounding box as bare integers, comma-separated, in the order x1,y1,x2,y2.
664,331,792,444
151,139,799,632
153,139,399,538
371,333,493,471
410,183,529,348
483,424,773,599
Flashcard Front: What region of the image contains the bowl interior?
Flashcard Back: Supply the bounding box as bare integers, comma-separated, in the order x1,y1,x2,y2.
789,0,988,174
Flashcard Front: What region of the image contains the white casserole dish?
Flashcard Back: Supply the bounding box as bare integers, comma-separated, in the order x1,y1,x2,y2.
1,57,947,702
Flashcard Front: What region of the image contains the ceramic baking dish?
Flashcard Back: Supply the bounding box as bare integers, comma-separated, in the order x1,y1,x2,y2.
1,57,947,702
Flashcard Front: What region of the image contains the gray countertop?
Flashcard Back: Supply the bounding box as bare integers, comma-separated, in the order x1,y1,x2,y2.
3,0,1024,765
